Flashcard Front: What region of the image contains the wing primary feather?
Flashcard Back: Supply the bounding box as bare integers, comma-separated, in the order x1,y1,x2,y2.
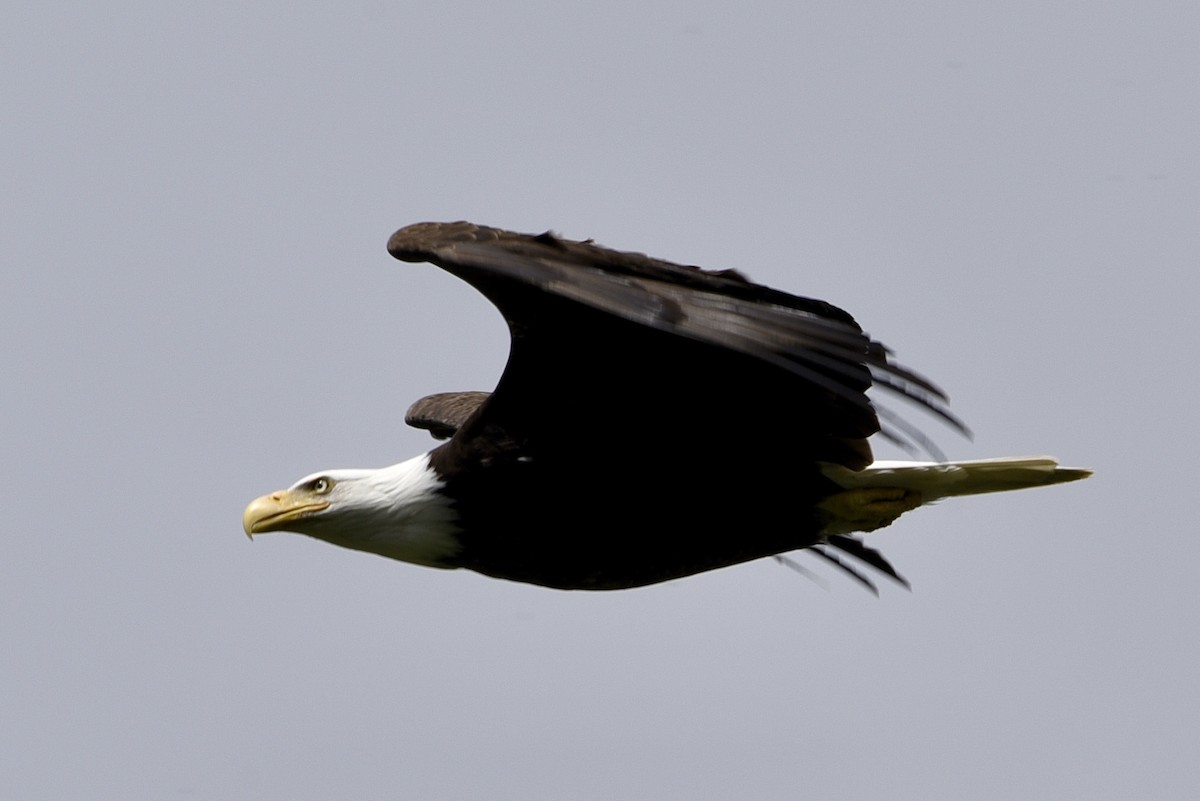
773,554,830,590
874,425,923,457
825,535,911,589
866,343,949,401
875,404,953,461
868,370,970,436
808,546,880,595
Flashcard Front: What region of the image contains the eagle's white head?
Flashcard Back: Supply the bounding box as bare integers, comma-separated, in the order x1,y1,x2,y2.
242,453,461,567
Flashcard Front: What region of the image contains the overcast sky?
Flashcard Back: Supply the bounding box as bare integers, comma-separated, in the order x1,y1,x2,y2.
3,2,1197,799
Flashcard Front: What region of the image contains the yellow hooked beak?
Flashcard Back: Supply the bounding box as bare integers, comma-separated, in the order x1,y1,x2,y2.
242,490,331,538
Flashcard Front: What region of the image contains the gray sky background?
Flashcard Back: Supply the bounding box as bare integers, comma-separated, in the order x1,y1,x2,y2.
3,2,1197,799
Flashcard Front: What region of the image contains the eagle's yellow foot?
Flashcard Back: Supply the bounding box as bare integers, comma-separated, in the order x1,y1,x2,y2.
817,487,924,536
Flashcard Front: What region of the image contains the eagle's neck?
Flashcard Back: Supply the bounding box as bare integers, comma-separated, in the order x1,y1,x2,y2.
324,453,463,568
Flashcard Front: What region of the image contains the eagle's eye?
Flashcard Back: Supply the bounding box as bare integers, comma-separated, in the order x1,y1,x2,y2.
310,477,333,494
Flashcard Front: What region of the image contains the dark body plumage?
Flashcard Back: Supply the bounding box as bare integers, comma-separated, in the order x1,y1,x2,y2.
385,222,960,590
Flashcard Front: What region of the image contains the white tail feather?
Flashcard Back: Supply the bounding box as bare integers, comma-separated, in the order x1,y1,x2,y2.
822,456,1092,503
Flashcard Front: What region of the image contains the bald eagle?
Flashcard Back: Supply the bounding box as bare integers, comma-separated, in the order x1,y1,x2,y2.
243,222,1089,591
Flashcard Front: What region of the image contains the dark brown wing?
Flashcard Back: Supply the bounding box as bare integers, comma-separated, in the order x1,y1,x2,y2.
405,391,491,440
387,221,966,470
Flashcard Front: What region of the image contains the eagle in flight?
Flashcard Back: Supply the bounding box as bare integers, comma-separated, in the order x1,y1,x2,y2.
243,222,1089,591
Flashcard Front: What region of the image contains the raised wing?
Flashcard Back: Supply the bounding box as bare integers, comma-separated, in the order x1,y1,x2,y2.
388,221,966,469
